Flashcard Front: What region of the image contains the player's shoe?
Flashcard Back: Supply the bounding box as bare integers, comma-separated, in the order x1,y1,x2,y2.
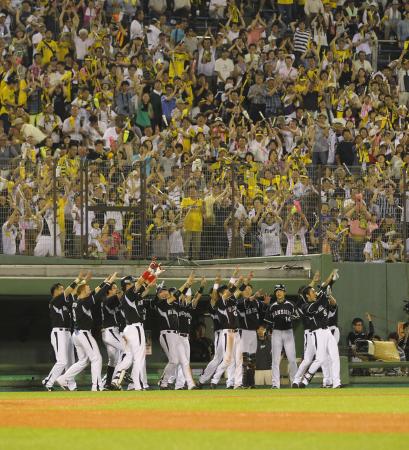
159,385,169,390
271,386,279,389
299,383,307,389
56,376,68,390
233,385,243,390
196,381,204,389
321,384,332,388
291,383,299,388
210,383,217,389
110,380,122,391
41,379,53,391
188,386,198,390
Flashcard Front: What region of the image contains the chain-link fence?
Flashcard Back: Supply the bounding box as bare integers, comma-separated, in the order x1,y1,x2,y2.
0,157,407,263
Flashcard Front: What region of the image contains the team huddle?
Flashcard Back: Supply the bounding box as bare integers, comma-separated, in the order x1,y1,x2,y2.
42,260,341,391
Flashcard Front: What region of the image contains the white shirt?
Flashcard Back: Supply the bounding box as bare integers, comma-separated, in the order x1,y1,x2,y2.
130,19,144,40
259,222,282,256
103,126,119,148
71,205,95,236
74,36,94,60
2,221,17,255
214,57,234,83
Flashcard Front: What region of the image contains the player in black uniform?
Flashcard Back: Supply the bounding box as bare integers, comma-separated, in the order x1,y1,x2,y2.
42,272,87,391
264,284,298,389
169,277,205,389
111,275,155,391
210,275,249,389
157,273,197,390
297,269,341,389
100,282,125,389
198,275,224,387
57,272,117,391
237,275,263,388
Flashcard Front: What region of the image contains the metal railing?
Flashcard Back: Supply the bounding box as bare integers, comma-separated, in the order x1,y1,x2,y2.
0,158,407,262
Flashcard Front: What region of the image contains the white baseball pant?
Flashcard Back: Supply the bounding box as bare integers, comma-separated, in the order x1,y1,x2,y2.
271,329,298,388
321,326,341,387
102,326,125,367
302,328,340,388
160,331,195,389
199,330,224,384
211,330,243,388
59,330,102,391
44,328,76,389
168,334,192,389
114,323,146,390
293,330,315,385
241,329,257,354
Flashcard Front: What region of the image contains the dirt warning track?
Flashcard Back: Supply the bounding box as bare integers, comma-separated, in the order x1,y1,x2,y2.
0,398,409,434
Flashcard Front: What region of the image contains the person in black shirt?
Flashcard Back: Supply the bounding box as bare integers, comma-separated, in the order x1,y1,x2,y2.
264,284,298,389
157,272,197,390
42,272,87,391
347,313,375,376
298,270,341,389
111,274,155,391
335,128,356,167
198,275,225,386
237,273,262,388
170,277,205,390
100,282,126,389
210,272,250,390
57,272,117,391
255,325,272,386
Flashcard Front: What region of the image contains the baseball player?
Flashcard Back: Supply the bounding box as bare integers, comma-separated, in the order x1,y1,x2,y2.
42,272,86,391
111,275,154,391
56,272,117,391
169,278,205,389
264,284,298,389
156,273,197,390
237,276,262,388
197,276,225,387
296,272,341,389
100,282,126,389
209,276,247,390
321,297,340,387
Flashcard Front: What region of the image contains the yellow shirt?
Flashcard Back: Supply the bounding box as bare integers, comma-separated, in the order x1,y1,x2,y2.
0,84,16,115
277,0,293,4
169,52,189,79
181,197,203,232
36,39,58,65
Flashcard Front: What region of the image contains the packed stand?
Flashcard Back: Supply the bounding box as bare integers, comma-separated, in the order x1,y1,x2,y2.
0,0,408,262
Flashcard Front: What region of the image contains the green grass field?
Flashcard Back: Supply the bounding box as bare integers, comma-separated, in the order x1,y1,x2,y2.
1,388,409,450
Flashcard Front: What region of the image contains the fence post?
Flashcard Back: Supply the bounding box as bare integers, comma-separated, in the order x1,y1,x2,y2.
230,162,237,258
140,160,147,260
84,160,89,259
52,159,57,257
80,159,84,259
318,165,323,254
402,167,408,261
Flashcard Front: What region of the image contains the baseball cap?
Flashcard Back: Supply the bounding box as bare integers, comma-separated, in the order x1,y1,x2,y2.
274,284,286,293
120,276,135,289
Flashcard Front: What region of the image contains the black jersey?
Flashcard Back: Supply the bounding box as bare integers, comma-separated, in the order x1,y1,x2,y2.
72,285,109,331
215,296,240,330
209,304,221,332
102,294,120,328
156,299,180,331
265,300,295,330
347,321,375,347
327,304,338,327
122,286,146,325
178,301,193,334
303,289,330,331
49,293,72,328
237,298,260,330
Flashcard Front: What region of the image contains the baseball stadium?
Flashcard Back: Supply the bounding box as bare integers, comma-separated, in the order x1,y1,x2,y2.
1,0,409,449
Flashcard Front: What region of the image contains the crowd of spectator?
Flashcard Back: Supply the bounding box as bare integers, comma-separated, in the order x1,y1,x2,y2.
0,0,409,262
